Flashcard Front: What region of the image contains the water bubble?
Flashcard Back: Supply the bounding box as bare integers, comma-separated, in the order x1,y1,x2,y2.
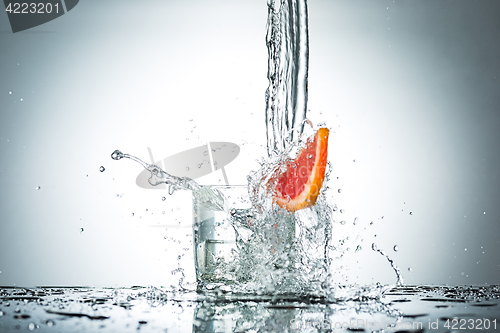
185,167,190,171
337,189,342,193
162,196,166,201
372,243,378,251
20,98,23,102
99,166,105,172
35,186,41,190
464,248,467,251
353,217,358,225
131,213,134,217
340,209,345,214
308,154,313,159
162,211,165,214
340,220,346,225
28,323,36,331
393,245,398,252
79,228,84,234
9,91,12,94
45,320,54,327
409,212,413,215
408,267,412,272
332,204,338,212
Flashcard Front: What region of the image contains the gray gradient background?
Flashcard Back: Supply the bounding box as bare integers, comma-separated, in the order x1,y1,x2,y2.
0,0,499,287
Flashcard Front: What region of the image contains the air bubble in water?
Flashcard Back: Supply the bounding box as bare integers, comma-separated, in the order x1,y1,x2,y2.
79,228,84,234
28,323,36,331
338,189,342,193
99,166,105,172
408,267,412,272
35,186,41,190
393,245,398,252
162,196,166,201
409,212,413,215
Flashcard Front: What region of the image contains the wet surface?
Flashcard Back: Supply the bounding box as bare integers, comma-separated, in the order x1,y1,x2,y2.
0,285,499,332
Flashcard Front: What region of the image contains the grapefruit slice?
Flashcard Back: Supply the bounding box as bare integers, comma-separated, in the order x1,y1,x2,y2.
273,127,330,212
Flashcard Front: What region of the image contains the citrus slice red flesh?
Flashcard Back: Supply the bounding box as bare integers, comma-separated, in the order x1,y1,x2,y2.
273,127,329,212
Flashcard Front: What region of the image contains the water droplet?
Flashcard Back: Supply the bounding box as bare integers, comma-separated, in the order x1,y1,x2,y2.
340,209,345,213
355,245,362,253
0,310,3,316
332,204,338,212
9,91,12,95
353,217,358,225
79,228,84,234
308,154,313,159
483,211,486,215
185,167,190,171
145,209,148,212
337,189,342,193
393,245,398,252
111,150,123,160
409,212,413,215
370,221,374,226
353,159,356,162
162,196,166,201
35,186,41,190
131,213,134,217
99,166,105,172
198,163,202,168
28,323,36,331
408,267,412,272
340,220,346,225
162,211,165,214
45,320,54,327
372,243,378,251
464,248,467,251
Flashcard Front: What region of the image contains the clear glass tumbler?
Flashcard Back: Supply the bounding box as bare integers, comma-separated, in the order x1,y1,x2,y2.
192,185,251,291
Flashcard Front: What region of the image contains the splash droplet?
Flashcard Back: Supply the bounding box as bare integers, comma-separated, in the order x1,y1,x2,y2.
353,217,358,225
99,166,105,172
340,209,345,214
79,228,84,234
340,220,346,225
409,212,413,215
408,267,412,272
162,196,166,201
393,245,398,252
372,243,378,251
8,91,12,95
111,150,123,160
35,186,41,190
28,323,36,331
185,166,190,171
337,189,342,193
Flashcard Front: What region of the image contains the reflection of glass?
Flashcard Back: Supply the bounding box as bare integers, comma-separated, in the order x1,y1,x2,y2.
191,296,400,333
192,185,251,291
